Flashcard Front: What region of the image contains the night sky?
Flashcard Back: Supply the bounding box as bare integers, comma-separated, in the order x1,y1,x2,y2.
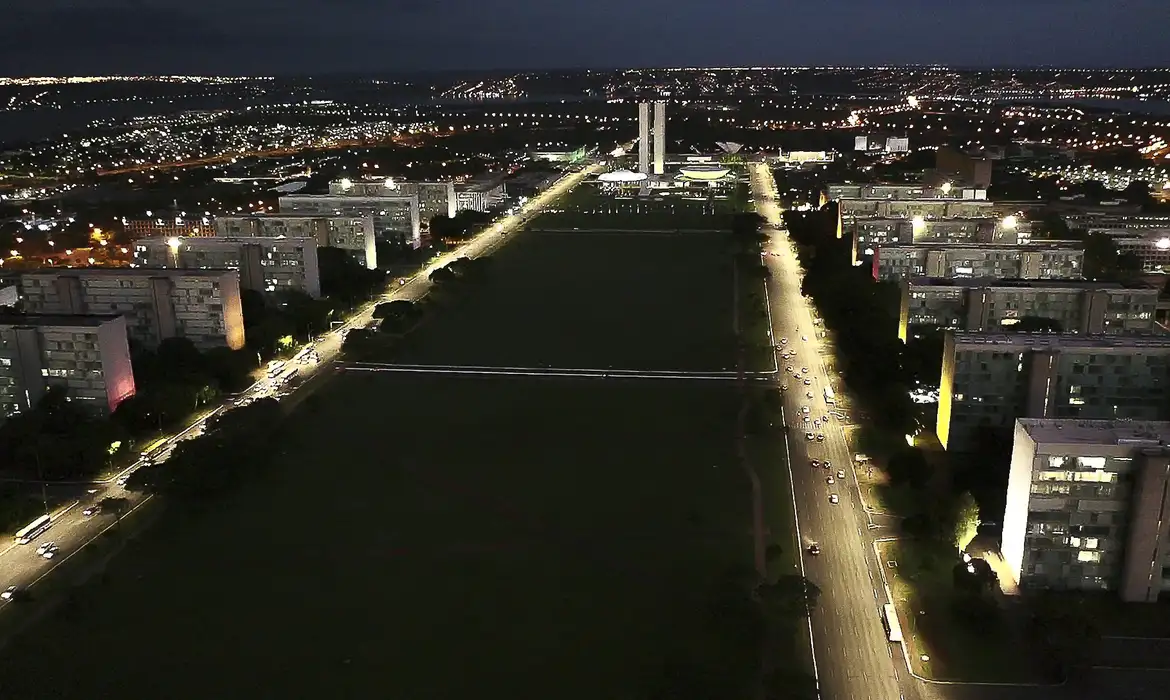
3,0,1170,76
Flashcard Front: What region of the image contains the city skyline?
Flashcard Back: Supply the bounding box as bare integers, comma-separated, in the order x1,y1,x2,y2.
2,0,1169,75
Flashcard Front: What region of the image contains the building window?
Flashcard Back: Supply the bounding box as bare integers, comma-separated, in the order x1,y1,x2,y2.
1077,551,1101,563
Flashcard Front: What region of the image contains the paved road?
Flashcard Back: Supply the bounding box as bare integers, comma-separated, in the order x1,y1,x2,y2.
0,157,609,611
750,163,909,700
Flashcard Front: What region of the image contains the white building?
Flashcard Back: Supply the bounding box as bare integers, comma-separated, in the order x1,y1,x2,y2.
872,243,1083,282
134,236,321,299
17,268,245,351
213,214,376,270
280,189,421,247
0,313,136,420
456,179,508,212
1003,419,1170,601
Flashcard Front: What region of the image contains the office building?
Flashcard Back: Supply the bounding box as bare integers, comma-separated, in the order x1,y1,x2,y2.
932,147,993,189
0,313,136,419
899,278,1158,341
122,216,215,241
1002,418,1170,601
872,243,1083,282
636,101,667,175
1108,232,1170,273
280,190,421,247
17,268,245,351
134,236,321,299
937,332,1170,452
456,179,508,212
213,214,376,270
853,216,1030,258
825,183,969,203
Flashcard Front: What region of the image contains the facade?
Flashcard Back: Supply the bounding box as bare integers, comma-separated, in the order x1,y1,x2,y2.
899,278,1158,340
456,180,507,212
853,217,1030,257
122,216,215,241
933,147,993,189
17,269,245,351
636,101,667,175
826,183,968,202
0,313,136,419
638,102,651,174
937,332,1170,452
1002,419,1170,601
653,101,666,176
279,192,421,247
134,236,321,299
872,243,1083,282
213,214,376,270
1107,232,1170,272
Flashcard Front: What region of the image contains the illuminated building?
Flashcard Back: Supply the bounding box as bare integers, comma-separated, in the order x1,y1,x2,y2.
932,147,993,189
0,313,135,420
213,214,376,270
16,268,245,351
636,101,667,175
853,216,1031,262
1002,418,1170,601
122,216,215,241
937,332,1170,452
134,236,321,299
898,278,1157,341
455,179,508,213
280,190,421,247
871,243,1083,282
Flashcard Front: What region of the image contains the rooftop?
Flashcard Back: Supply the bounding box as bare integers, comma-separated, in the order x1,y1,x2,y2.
880,241,1083,251
910,277,1156,292
1018,418,1170,447
137,236,316,246
0,313,121,328
952,331,1170,350
20,267,238,279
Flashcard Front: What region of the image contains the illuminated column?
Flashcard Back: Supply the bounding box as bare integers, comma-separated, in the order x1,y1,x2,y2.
653,101,666,175
638,103,651,174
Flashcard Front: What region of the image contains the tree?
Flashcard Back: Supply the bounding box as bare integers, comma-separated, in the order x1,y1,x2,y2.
952,491,980,552
758,575,821,618
886,447,930,489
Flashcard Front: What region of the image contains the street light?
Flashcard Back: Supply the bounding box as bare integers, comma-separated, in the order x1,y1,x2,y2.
1001,215,1018,229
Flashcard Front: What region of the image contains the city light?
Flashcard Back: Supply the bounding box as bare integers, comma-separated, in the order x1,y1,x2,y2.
166,237,182,250
1002,215,1018,229
1156,238,1170,250
940,182,952,194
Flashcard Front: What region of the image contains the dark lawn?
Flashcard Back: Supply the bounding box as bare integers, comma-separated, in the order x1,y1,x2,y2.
394,230,737,371
0,376,750,700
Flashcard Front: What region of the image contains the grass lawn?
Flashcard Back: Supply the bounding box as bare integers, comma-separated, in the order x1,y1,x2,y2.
0,220,767,700
393,230,737,372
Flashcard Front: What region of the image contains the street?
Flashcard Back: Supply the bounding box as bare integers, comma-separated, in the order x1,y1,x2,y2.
0,157,607,612
750,162,909,700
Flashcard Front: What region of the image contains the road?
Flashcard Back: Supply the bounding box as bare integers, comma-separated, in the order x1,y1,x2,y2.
0,156,609,610
749,162,910,700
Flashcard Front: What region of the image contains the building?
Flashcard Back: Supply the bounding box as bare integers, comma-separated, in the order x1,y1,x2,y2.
636,101,667,176
853,135,910,153
134,236,321,299
344,180,460,221
853,216,1030,256
872,243,1084,282
121,216,215,241
937,332,1170,452
212,214,376,270
825,183,969,203
456,179,508,212
899,278,1158,341
933,147,993,189
1105,231,1170,273
0,313,136,419
1002,418,1170,601
279,190,421,247
17,268,245,351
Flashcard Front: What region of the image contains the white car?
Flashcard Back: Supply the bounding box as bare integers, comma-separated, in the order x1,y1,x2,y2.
803,378,812,386
829,494,839,505
802,335,809,341
83,504,101,517
801,406,810,414
823,460,832,469
781,384,789,391
808,543,821,555
780,338,788,345
810,459,820,468
786,366,795,373
837,469,846,479
1,586,17,600
36,542,58,559
827,476,835,485
805,432,815,441
806,392,814,399
801,367,809,374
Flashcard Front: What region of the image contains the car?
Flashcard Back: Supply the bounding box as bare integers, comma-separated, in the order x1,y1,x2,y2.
35,542,54,556
805,432,815,441
810,459,820,468
806,392,814,399
39,543,59,559
837,469,846,479
813,420,821,429
802,415,811,423
829,494,839,505
801,405,810,414
801,367,809,374
1,586,17,600
781,384,789,391
826,476,835,484
822,415,830,423
786,365,795,373
816,433,826,442
116,475,130,487
803,378,812,386
823,460,832,469
82,504,101,517
808,544,821,555
802,335,809,341
780,338,788,345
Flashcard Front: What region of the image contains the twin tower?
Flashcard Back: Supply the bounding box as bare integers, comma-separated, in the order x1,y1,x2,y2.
637,101,667,175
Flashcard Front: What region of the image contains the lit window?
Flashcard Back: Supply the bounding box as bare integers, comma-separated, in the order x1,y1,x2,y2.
1077,551,1101,563
1085,538,1099,550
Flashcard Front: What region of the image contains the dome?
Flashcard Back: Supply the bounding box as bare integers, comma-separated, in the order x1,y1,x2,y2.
679,165,731,181
598,169,647,183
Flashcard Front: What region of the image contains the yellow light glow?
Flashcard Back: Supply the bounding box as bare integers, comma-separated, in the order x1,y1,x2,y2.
911,216,926,231
1002,215,1018,229
167,237,182,250
940,182,952,194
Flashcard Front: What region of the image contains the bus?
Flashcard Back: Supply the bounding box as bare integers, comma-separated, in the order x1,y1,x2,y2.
14,514,51,545
883,603,903,644
823,386,836,405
